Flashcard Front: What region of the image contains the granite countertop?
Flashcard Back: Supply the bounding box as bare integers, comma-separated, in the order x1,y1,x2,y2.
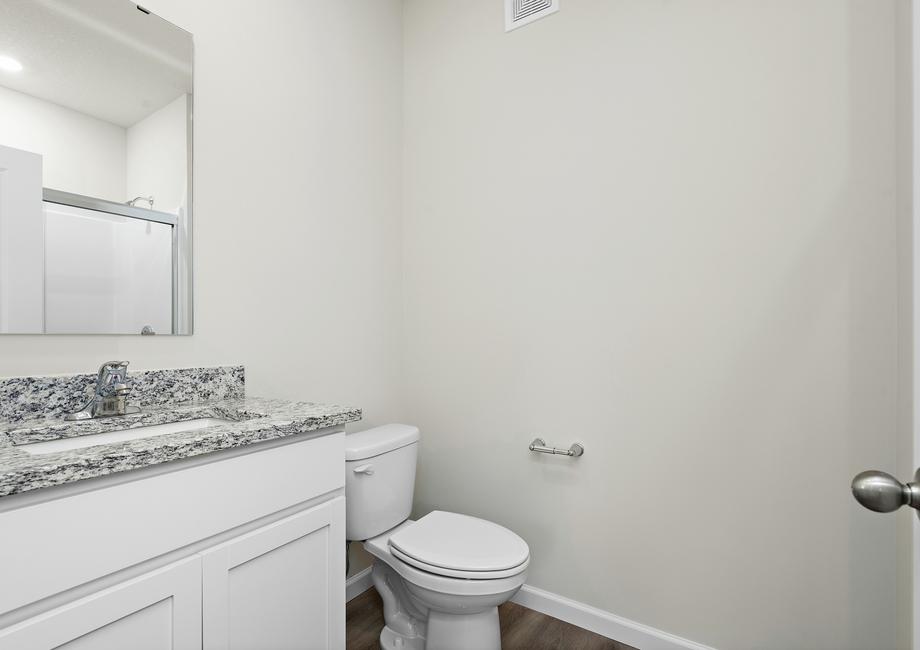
0,366,361,498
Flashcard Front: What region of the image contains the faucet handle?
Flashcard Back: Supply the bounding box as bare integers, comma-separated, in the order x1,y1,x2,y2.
96,361,130,395
64,361,133,421
97,360,129,378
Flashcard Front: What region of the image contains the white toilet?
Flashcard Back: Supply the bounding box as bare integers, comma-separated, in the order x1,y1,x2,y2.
345,424,529,650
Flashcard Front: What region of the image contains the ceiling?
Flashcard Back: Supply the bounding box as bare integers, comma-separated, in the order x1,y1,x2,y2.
0,0,192,127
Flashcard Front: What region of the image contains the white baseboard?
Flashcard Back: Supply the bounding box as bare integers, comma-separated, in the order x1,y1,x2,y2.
511,584,715,650
346,567,374,602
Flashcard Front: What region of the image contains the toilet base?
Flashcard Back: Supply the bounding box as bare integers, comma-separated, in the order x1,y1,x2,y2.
426,608,501,650
379,609,500,650
371,558,507,650
380,624,426,650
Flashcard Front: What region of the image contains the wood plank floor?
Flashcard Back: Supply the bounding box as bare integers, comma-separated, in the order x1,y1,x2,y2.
346,588,637,650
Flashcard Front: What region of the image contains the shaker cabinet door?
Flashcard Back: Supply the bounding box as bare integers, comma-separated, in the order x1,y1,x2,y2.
0,556,202,650
202,497,346,650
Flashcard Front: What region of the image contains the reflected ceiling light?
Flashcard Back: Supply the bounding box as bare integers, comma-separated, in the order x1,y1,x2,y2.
0,55,23,73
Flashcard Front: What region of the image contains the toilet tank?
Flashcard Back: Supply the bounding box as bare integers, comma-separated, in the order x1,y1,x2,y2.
344,424,419,541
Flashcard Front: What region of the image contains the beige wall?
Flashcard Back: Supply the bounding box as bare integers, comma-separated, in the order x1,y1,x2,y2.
0,0,404,421
402,1,903,648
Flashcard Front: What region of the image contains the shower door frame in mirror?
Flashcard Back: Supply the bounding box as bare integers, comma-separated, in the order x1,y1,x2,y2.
0,0,194,336
42,187,189,336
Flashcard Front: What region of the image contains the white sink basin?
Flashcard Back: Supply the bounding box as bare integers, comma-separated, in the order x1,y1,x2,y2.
21,418,232,455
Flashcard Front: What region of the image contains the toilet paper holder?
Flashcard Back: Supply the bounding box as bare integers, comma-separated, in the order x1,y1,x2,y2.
529,438,584,457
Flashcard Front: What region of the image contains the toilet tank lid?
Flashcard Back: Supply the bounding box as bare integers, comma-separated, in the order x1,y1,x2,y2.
345,424,420,461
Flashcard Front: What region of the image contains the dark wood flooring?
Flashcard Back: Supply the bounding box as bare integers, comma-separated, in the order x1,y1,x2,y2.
346,588,637,650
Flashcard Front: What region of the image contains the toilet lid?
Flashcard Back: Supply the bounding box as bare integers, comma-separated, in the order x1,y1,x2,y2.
388,511,529,575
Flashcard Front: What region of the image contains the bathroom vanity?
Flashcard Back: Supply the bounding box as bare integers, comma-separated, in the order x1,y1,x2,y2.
0,366,360,650
0,3,360,647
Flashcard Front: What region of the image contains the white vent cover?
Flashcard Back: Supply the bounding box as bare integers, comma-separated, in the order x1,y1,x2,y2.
505,0,559,32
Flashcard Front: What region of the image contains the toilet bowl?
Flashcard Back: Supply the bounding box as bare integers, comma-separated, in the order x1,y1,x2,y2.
365,514,529,650
345,425,530,650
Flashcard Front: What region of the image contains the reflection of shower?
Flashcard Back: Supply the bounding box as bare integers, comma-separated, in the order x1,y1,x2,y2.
127,196,154,209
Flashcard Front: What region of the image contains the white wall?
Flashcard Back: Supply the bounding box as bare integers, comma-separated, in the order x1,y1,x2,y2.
0,1,908,647
402,1,903,649
0,85,125,202
0,0,404,418
126,94,188,215
0,83,188,210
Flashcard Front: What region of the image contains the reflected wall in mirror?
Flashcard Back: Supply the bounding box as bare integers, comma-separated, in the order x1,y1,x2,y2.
0,0,192,334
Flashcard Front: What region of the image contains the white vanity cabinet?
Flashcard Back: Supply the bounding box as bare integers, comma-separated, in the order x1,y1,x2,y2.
0,430,346,650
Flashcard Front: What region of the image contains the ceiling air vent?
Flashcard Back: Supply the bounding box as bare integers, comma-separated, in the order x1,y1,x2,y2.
505,0,559,32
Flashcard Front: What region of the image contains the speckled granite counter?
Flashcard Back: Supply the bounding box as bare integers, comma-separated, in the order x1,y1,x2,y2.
0,367,361,498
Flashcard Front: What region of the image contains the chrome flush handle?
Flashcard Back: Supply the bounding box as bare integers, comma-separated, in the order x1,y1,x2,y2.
851,469,920,516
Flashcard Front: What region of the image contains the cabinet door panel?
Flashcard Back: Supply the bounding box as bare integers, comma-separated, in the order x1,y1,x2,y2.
203,497,345,650
0,556,201,650
57,599,173,650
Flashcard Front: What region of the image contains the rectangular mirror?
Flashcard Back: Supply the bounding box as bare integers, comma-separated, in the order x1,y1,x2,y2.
0,0,192,335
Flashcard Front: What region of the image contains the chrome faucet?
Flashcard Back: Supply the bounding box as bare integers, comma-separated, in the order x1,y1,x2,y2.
126,195,154,209
65,361,141,420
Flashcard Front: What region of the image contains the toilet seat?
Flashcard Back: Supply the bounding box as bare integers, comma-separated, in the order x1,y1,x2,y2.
387,511,530,579
365,520,529,599
389,546,528,579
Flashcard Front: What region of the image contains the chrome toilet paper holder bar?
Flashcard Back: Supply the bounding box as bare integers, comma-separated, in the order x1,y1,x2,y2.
529,438,584,457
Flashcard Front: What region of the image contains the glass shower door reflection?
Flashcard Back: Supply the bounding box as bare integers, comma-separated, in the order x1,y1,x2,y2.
44,202,173,334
